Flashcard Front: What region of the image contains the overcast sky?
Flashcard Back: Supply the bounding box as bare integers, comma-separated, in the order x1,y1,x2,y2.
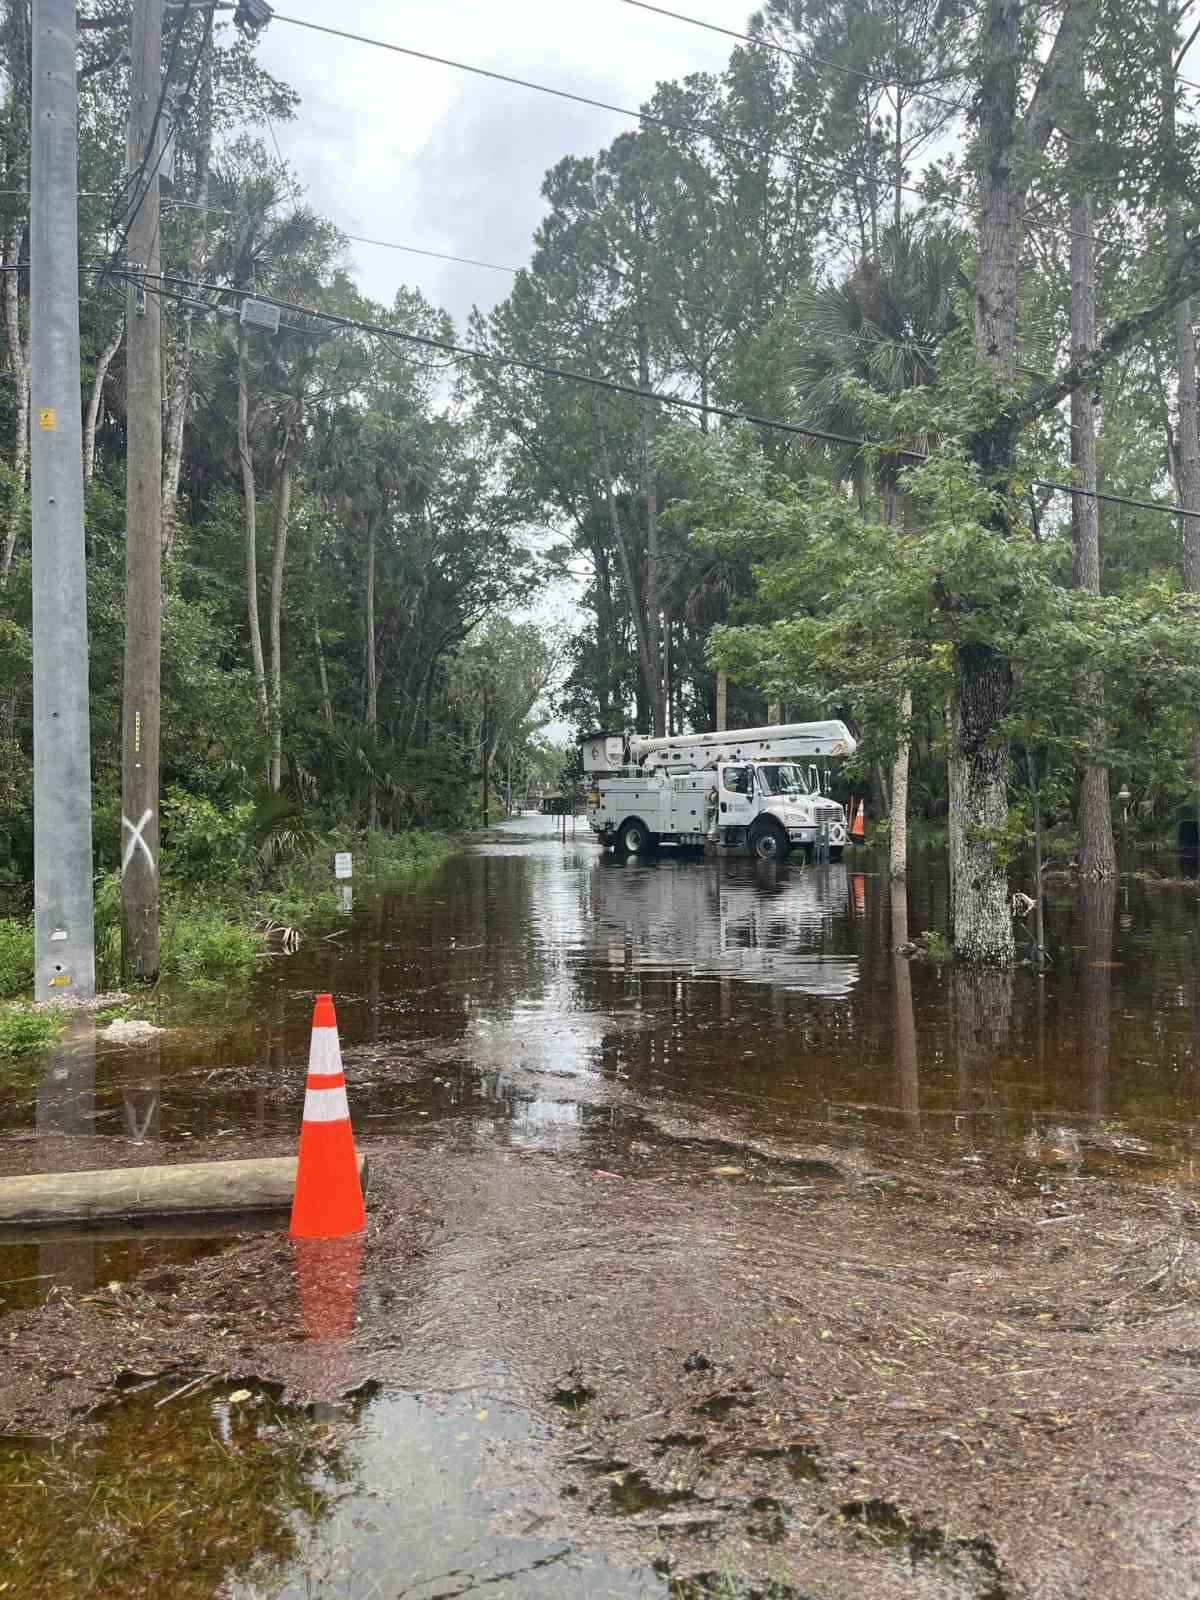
253,2,738,740
256,0,736,331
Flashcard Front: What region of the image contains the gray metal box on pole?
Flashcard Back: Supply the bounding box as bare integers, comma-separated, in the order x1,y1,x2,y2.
30,0,96,1001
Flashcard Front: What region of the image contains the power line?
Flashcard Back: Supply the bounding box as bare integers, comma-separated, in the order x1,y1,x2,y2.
344,232,519,274
267,12,1130,257
267,9,956,215
101,0,205,282
119,263,1200,523
621,0,970,116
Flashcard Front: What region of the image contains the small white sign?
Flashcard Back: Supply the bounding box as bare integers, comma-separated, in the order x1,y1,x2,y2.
334,851,353,880
339,883,354,914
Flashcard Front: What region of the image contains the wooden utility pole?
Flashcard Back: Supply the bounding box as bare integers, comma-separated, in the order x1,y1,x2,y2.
121,0,163,980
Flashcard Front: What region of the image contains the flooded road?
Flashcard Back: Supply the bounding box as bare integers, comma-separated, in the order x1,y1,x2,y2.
5,817,1198,1185
2,822,1199,1599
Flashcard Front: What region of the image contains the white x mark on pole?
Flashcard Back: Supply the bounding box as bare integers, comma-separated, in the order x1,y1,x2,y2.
121,808,156,876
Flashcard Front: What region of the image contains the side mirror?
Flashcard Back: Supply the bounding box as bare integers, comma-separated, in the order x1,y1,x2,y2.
809,764,820,795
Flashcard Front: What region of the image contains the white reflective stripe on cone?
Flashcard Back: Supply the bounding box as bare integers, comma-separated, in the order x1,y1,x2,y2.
307,1026,342,1078
302,1085,351,1123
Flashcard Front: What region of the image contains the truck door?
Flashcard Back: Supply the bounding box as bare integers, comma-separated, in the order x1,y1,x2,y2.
719,764,755,827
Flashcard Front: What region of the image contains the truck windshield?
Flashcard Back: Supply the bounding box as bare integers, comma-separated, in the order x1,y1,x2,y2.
756,763,809,796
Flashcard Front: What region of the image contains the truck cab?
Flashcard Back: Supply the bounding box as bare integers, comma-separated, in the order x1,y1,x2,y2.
715,761,846,861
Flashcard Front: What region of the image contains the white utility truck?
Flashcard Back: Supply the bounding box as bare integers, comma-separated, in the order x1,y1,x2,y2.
581,720,858,863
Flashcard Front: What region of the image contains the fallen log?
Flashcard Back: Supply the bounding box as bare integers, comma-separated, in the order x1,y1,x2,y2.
0,1154,369,1229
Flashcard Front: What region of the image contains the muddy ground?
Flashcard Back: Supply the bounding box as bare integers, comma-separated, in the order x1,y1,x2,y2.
2,1104,1198,1600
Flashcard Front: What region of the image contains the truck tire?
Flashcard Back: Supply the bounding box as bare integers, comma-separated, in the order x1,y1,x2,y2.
748,819,790,862
617,818,654,855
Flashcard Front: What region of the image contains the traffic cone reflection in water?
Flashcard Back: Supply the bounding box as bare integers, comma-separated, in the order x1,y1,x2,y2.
294,1234,365,1342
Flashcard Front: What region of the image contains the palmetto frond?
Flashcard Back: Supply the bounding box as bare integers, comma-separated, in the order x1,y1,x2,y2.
784,219,969,472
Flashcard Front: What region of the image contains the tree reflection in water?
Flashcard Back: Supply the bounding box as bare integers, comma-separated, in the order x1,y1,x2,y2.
0,1381,363,1599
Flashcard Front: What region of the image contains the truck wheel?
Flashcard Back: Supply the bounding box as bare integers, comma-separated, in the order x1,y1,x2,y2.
748,820,790,862
617,818,653,855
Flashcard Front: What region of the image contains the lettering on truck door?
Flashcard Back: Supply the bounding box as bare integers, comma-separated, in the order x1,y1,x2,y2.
720,765,753,826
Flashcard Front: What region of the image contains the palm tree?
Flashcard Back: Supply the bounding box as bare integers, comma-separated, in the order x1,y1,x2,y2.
783,218,968,876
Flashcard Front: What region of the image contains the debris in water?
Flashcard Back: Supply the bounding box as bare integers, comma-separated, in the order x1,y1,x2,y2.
101,1017,166,1043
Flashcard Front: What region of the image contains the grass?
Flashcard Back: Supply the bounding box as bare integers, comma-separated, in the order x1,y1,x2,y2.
0,1002,64,1058
0,917,34,998
159,909,263,986
257,828,453,930
0,827,456,1006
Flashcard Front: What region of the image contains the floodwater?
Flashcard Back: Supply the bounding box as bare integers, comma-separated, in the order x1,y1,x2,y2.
2,819,1199,1597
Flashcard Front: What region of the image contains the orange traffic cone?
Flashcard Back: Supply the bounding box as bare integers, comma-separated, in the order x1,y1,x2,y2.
849,800,866,841
290,993,366,1240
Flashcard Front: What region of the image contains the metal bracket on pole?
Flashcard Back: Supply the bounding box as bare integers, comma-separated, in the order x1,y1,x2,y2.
127,258,146,316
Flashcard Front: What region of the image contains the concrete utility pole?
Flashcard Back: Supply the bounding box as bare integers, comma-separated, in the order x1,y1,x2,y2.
121,0,163,980
29,0,96,1002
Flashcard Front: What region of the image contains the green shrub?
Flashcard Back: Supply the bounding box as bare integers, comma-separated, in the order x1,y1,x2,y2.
0,918,34,998
160,909,263,984
161,788,255,885
0,1003,63,1057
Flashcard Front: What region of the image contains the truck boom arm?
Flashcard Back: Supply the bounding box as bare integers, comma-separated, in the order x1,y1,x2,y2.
581,720,857,775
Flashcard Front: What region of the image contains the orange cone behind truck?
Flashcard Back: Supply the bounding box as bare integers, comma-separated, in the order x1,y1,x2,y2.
849,799,866,841
290,993,366,1239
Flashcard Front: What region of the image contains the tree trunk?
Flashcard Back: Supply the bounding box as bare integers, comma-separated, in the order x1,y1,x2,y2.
593,393,659,723
364,509,377,830
83,320,123,481
1161,0,1200,828
715,668,728,732
315,617,333,724
637,319,666,736
237,326,267,717
267,443,295,793
953,0,1026,963
1070,139,1117,878
162,2,215,553
1,219,28,579
882,477,912,879
948,643,1014,962
890,690,912,880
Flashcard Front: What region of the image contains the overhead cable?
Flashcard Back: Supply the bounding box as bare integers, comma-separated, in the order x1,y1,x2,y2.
267,9,954,212
267,13,1129,253
621,0,970,115
117,264,1200,523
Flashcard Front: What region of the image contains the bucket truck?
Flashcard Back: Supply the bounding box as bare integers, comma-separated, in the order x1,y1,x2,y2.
581,720,858,862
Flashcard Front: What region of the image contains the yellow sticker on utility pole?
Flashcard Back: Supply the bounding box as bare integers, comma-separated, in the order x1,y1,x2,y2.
48,973,71,987
38,407,57,431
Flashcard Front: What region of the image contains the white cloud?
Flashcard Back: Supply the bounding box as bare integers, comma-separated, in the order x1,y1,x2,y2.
256,0,735,328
